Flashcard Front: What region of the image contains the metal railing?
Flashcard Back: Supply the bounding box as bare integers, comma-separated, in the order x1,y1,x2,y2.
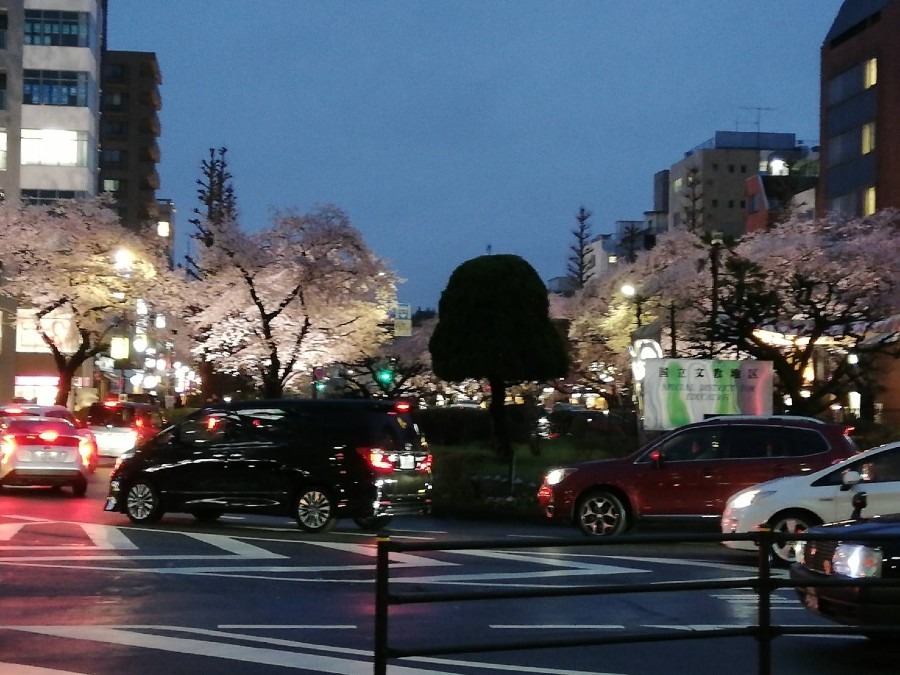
374,530,900,675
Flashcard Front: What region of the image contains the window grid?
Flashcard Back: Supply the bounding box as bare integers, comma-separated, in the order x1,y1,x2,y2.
24,10,91,48
23,70,89,107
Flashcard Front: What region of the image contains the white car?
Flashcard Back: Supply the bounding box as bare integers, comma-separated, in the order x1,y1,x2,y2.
722,440,900,564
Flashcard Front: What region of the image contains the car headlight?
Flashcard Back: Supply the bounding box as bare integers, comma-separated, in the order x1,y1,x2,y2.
728,488,775,510
833,543,882,578
545,468,578,486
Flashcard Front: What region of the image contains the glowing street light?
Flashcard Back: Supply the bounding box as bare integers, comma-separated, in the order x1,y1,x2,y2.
620,283,643,328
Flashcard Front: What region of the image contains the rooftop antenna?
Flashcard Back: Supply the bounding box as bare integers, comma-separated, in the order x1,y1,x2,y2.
741,106,776,147
486,244,492,255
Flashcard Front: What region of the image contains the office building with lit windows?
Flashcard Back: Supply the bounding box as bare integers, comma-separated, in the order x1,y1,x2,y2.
0,0,104,206
0,1,173,405
819,0,900,216
0,0,106,403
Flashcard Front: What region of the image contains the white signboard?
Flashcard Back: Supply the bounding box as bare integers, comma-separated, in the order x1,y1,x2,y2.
16,308,80,355
642,359,773,431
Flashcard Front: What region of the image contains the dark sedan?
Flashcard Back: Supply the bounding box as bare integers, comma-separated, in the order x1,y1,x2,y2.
791,514,900,635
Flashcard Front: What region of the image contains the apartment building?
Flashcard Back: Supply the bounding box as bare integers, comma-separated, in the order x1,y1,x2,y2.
0,0,105,403
820,0,900,423
819,0,900,216
668,130,810,239
0,0,103,206
98,50,162,230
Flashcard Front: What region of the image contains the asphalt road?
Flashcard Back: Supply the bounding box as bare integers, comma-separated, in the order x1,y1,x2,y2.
1,468,897,674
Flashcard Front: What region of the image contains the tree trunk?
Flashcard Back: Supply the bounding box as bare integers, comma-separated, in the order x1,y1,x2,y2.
488,375,511,461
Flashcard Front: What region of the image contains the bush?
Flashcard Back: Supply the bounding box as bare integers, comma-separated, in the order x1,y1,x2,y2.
429,437,635,521
413,404,541,446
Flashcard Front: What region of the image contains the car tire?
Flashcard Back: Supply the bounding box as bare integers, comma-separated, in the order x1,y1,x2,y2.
71,478,88,498
575,490,627,536
353,515,393,531
294,487,337,534
767,510,821,566
124,479,164,524
190,509,225,523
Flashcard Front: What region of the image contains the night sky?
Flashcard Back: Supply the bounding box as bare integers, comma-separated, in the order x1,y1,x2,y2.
107,0,843,310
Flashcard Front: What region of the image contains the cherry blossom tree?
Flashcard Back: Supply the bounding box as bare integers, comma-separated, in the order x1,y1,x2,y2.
0,198,185,405
569,210,900,417
721,209,900,415
187,205,397,398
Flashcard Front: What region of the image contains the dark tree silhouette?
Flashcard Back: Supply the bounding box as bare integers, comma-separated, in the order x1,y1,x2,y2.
183,147,246,400
429,254,569,459
567,206,593,288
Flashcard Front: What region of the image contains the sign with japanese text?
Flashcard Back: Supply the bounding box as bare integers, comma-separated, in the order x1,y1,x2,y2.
642,359,773,430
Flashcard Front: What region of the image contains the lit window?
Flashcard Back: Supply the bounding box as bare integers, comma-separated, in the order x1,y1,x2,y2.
21,129,87,166
0,129,6,170
862,122,876,154
864,187,876,216
770,158,789,176
865,58,877,88
102,179,121,192
673,178,683,192
157,220,170,237
608,255,618,264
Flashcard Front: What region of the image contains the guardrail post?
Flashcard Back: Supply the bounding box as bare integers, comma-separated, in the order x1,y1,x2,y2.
756,528,773,675
374,536,390,675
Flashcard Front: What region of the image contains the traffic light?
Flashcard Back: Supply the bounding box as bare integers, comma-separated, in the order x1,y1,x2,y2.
376,367,394,385
313,366,328,394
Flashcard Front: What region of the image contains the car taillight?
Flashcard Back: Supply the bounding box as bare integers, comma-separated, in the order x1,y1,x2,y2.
1,435,15,462
843,425,855,436
38,430,60,442
357,447,395,473
395,401,412,413
78,437,93,466
417,454,433,473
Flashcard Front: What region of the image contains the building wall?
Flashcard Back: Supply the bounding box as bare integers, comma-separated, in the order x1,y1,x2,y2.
744,175,769,233
99,50,162,231
819,0,900,215
0,0,104,405
669,147,759,238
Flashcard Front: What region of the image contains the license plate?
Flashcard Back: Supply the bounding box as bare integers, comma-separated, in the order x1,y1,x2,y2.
399,455,415,470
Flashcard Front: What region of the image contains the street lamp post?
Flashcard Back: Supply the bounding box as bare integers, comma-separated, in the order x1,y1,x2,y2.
668,301,677,358
620,283,643,329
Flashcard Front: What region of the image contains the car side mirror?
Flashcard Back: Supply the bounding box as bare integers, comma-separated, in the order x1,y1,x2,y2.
840,469,862,491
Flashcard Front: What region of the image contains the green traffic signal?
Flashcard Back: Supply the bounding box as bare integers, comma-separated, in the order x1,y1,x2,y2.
376,368,393,384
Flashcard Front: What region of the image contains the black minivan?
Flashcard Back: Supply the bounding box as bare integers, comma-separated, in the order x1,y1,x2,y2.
104,399,432,533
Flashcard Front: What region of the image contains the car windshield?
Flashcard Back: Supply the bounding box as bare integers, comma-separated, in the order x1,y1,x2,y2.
1,406,75,423
88,405,144,428
3,418,76,434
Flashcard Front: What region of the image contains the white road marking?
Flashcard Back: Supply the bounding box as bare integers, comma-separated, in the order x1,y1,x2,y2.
0,664,85,674
218,625,357,629
453,547,648,573
79,523,138,550
0,625,626,674
181,532,286,558
0,523,28,541
492,624,625,630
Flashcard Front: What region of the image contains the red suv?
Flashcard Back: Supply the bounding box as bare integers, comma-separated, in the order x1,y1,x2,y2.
537,415,859,536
